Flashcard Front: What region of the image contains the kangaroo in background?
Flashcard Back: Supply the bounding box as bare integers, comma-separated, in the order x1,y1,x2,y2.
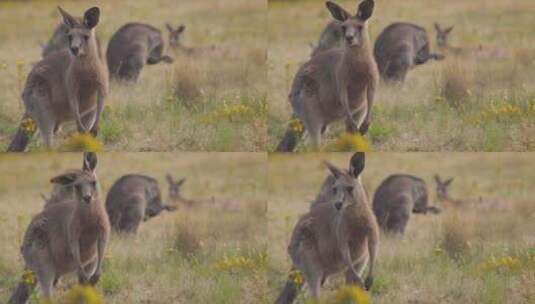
106,23,174,82
105,174,177,234
9,153,109,304
41,19,103,59
7,6,108,152
166,175,241,211
310,20,344,57
434,23,508,59
276,153,379,303
374,23,444,83
44,152,98,209
372,174,440,235
276,0,378,152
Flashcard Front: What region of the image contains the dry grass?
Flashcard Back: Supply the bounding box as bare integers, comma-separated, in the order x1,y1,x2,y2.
267,153,535,303
0,153,267,303
0,0,266,152
267,0,535,151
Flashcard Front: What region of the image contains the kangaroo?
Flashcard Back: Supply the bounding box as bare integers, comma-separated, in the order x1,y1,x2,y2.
44,152,98,209
41,20,103,59
374,23,444,83
310,20,344,57
8,153,109,304
105,174,177,234
276,153,379,303
372,174,440,235
433,174,511,210
434,23,508,59
7,6,108,152
106,23,174,82
276,0,378,152
310,152,365,209
166,175,240,210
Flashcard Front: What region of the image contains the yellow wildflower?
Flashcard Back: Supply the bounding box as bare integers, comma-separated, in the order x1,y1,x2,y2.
332,133,371,152
331,285,370,304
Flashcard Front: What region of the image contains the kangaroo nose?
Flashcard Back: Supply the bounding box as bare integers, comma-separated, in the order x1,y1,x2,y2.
70,47,79,56
83,195,91,203
334,202,343,210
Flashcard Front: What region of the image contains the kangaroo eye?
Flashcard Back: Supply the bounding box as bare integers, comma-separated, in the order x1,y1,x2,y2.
346,186,354,193
356,25,363,31
332,187,337,195
83,35,89,41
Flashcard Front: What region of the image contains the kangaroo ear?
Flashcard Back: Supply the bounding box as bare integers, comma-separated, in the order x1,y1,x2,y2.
445,26,454,34
434,174,442,184
324,161,344,179
51,173,78,185
166,174,174,184
177,25,186,33
166,23,174,32
83,152,98,173
176,178,187,187
444,178,454,186
58,6,78,28
349,152,365,178
356,0,374,21
83,7,100,29
434,23,441,32
326,1,351,22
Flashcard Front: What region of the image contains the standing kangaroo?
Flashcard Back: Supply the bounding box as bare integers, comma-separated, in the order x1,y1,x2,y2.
9,153,109,304
105,174,177,234
372,174,440,235
41,20,103,59
106,23,174,82
44,152,98,209
276,153,379,303
7,6,108,152
374,23,444,83
276,0,378,152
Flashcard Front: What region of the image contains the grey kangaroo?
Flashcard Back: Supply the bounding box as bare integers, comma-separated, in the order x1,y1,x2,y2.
45,152,98,209
105,174,177,234
166,175,241,210
434,23,507,59
41,19,103,59
276,153,379,303
276,0,378,152
374,23,444,83
7,6,108,152
106,23,174,82
372,174,440,235
9,152,109,304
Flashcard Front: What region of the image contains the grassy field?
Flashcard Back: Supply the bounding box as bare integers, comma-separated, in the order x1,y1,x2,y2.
268,153,535,303
0,153,268,303
0,0,267,152
267,0,535,152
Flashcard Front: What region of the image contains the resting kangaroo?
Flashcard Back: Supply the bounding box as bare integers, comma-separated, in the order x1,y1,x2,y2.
434,23,507,59
41,19,103,59
7,6,108,152
276,0,378,152
9,153,109,304
372,174,440,234
105,174,177,233
276,153,379,303
374,23,444,83
106,23,174,82
44,152,98,209
166,175,240,210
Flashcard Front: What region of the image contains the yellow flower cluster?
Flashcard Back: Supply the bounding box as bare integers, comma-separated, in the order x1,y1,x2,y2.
199,103,251,125
478,255,521,273
22,269,36,286
288,118,304,134
288,269,304,286
332,133,371,152
21,117,36,135
60,133,103,152
213,253,266,274
61,285,103,304
467,102,529,125
0,62,7,70
331,285,370,304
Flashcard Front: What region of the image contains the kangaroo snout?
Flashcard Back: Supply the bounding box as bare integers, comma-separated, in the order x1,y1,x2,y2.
70,47,80,56
82,194,92,204
334,201,343,210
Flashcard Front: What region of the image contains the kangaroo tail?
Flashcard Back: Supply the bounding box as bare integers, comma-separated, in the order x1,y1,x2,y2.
275,269,303,304
8,271,36,304
275,116,304,152
7,114,35,152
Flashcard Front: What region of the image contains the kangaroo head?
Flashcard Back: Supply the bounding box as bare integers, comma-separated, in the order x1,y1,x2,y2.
166,174,186,202
434,23,454,48
166,23,186,48
50,153,98,205
324,152,366,210
58,6,100,57
434,174,454,201
325,0,374,48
